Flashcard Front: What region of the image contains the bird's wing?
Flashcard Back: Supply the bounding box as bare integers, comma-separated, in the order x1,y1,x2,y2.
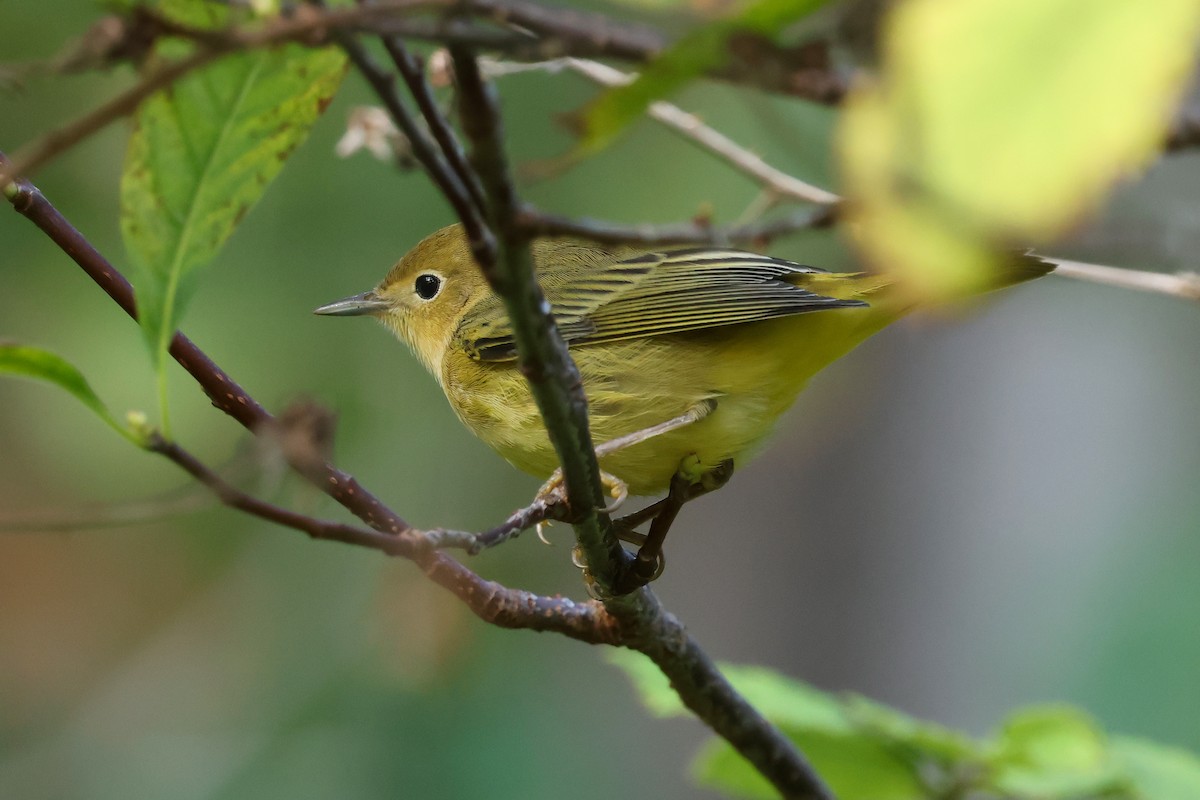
459,247,868,361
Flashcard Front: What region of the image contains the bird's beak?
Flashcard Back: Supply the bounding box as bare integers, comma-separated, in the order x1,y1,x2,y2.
313,291,390,317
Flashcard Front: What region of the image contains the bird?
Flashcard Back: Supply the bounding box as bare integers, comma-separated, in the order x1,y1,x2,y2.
316,223,1052,588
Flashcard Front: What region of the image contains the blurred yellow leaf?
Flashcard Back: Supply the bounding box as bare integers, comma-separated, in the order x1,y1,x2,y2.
838,0,1200,299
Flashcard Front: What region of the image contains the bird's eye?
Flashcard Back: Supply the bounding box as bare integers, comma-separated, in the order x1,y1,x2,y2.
414,273,442,300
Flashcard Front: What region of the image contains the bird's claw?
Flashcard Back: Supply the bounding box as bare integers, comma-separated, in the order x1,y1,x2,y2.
603,476,629,513
534,468,629,516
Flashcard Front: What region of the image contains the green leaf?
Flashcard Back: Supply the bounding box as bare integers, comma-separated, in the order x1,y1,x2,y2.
709,663,852,733
1114,737,1200,800
0,344,142,445
984,706,1127,798
683,668,944,799
614,654,1200,800
575,0,833,153
613,655,966,798
120,0,345,406
695,730,927,800
844,694,977,765
838,0,1200,300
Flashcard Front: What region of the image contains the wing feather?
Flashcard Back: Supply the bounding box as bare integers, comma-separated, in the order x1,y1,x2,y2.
461,247,867,361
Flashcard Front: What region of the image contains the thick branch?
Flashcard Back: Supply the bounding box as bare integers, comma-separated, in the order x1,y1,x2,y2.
448,47,629,591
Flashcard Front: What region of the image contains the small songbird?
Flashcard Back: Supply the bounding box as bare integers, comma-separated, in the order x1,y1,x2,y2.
316,224,1051,583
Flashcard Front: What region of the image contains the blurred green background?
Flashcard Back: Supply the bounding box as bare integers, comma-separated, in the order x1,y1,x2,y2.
2,3,1199,798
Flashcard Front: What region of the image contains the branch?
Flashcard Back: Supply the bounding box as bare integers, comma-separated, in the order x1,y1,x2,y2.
516,205,837,247
559,58,840,206
329,28,490,243
146,432,611,640
455,0,847,103
448,46,629,590
0,47,221,185
6,7,841,785
623,606,835,800
379,36,487,211
1041,255,1200,302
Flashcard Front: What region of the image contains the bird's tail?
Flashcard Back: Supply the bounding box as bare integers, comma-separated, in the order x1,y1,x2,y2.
799,249,1056,311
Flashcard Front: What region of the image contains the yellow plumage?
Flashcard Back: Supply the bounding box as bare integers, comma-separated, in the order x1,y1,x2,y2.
317,224,1050,495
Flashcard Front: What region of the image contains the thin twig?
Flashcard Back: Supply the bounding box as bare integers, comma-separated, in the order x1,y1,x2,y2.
562,58,841,205
0,48,220,185
516,204,837,247
145,434,605,637
327,20,489,242
0,488,217,533
146,434,600,642
145,434,420,555
380,36,487,211
425,496,569,552
1042,256,1200,302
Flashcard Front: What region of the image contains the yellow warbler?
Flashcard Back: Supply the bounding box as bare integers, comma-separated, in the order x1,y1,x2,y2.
316,224,1051,498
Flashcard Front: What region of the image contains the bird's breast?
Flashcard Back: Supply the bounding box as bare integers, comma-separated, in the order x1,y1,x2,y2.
437,333,793,494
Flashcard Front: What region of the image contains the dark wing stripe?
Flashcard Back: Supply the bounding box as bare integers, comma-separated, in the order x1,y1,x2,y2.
586,288,829,316
571,303,864,342
463,248,863,361
586,297,861,329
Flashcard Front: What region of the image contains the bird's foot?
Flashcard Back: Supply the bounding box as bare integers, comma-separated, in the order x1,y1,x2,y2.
534,467,629,516
610,457,734,594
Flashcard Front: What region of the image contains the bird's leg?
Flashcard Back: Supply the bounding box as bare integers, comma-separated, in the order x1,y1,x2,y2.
534,399,718,515
609,501,670,545
613,457,734,595
594,398,717,461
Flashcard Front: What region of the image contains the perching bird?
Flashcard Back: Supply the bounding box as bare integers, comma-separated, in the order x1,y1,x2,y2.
316,224,1052,587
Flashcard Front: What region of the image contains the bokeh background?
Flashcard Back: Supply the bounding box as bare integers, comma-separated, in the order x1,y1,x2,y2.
2,3,1198,798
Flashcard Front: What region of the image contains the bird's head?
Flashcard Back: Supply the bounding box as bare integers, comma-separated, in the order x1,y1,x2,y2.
314,224,488,378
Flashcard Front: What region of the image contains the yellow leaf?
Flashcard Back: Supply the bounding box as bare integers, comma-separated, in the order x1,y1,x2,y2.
838,0,1200,299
